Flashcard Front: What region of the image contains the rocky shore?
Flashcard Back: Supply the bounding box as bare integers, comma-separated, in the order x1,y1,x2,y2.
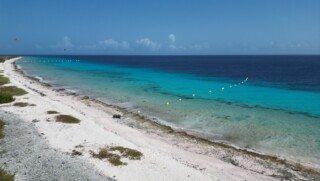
0,111,113,181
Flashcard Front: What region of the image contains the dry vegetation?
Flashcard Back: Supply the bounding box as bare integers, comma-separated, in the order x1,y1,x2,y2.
56,115,81,124
47,110,59,114
13,102,36,107
109,146,143,160
0,56,17,63
91,146,143,166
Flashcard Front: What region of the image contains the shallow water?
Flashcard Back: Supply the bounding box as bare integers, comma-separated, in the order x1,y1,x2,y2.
18,56,320,166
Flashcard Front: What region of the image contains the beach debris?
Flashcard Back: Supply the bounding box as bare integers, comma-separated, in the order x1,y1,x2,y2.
166,102,170,105
46,118,52,122
179,98,182,101
75,144,84,149
26,87,46,96
192,93,196,97
55,88,66,92
221,87,225,90
209,90,212,93
32,119,40,123
113,114,122,119
81,96,90,100
71,150,82,156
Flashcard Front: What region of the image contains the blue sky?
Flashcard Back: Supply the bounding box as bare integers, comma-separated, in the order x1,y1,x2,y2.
0,0,319,55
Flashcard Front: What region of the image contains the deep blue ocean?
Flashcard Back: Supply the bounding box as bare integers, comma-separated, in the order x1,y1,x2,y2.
18,55,320,166
62,55,320,92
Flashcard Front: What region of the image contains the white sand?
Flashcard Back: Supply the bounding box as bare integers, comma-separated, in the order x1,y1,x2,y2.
0,57,294,180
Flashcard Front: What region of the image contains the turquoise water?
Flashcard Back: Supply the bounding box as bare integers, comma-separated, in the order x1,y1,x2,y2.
18,56,320,165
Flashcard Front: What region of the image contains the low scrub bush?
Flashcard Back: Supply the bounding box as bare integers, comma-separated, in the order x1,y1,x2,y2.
91,146,142,166
56,115,80,124
47,110,59,114
0,86,27,96
0,168,14,181
0,76,10,85
0,120,5,139
0,93,14,104
13,102,35,107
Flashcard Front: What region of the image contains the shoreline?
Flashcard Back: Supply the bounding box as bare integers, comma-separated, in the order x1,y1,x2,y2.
14,57,320,169
1,57,319,180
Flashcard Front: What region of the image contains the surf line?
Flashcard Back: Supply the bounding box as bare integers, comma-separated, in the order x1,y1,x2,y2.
165,77,249,105
21,59,81,63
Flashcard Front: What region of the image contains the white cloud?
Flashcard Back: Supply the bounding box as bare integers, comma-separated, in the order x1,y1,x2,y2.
50,36,74,49
167,34,182,50
63,36,74,48
99,39,129,49
136,38,161,50
168,34,176,43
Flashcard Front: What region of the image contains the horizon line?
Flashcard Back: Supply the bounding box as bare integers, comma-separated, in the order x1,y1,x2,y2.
1,54,320,56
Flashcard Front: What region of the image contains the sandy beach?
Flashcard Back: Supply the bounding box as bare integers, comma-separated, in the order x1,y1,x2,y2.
0,57,319,181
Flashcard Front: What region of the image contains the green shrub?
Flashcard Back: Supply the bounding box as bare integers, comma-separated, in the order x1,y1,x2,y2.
0,56,17,63
0,120,5,139
0,86,27,96
0,93,14,104
0,57,6,63
0,76,10,86
0,168,14,181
